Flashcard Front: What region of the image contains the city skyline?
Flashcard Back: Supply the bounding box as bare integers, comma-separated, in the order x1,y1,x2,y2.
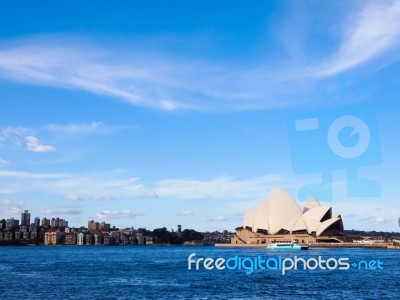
1,1,400,232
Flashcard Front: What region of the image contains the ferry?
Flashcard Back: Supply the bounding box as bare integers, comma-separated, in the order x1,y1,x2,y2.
266,240,308,250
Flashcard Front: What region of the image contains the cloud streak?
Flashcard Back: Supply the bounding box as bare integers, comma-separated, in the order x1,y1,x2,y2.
314,0,400,77
1,3,400,111
154,175,286,200
0,170,69,179
0,198,25,216
44,122,123,136
0,168,300,202
45,207,82,215
0,36,316,111
0,158,9,166
64,193,82,202
176,211,194,216
96,210,144,220
25,135,56,152
207,216,227,222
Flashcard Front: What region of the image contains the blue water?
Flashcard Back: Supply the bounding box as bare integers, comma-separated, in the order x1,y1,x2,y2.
0,246,398,299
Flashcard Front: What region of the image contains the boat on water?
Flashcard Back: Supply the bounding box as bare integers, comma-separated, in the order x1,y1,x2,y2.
266,240,308,250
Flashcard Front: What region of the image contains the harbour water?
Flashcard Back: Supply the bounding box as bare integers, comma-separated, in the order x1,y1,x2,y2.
0,246,399,299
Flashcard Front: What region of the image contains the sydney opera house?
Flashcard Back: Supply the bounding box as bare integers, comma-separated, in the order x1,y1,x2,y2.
232,188,344,244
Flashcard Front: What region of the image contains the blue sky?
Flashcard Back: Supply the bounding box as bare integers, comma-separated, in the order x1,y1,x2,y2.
0,1,399,232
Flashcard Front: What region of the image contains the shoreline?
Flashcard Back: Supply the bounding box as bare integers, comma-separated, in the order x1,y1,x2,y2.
1,242,399,249
215,243,398,249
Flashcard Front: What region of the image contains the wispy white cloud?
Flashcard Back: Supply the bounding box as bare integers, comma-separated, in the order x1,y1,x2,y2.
207,216,227,222
5,207,22,215
0,169,306,202
96,210,144,220
138,191,159,199
0,170,69,179
1,122,121,140
0,199,25,216
0,158,9,166
44,122,125,136
0,169,143,198
0,123,129,154
0,36,316,111
0,4,399,112
64,193,82,202
359,215,390,225
45,207,82,215
25,135,56,152
0,126,30,146
89,195,115,201
370,217,389,225
154,175,285,200
0,188,12,194
314,0,400,77
0,199,25,207
176,211,194,216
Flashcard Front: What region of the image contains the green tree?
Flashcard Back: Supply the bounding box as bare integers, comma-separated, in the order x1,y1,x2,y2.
182,229,203,242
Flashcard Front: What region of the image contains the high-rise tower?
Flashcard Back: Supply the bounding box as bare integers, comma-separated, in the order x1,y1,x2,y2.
21,210,31,226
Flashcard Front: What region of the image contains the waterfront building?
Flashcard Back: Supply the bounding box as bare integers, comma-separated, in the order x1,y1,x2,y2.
109,232,118,245
120,236,129,246
4,231,13,240
39,228,47,240
88,220,100,233
21,210,31,226
232,188,344,245
77,232,84,245
20,225,29,233
42,217,49,227
44,231,63,245
93,233,102,245
105,223,110,231
22,232,30,240
30,231,38,240
34,217,40,228
103,234,111,245
64,233,77,245
137,233,145,245
85,234,93,245
5,218,19,230
0,231,3,240
29,225,38,233
99,222,110,232
110,237,117,245
50,218,56,228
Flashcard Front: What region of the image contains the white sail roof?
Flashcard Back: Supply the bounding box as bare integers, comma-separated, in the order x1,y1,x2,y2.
317,217,343,236
268,188,302,234
243,209,256,229
239,188,343,237
252,201,269,233
290,215,308,232
303,206,332,233
303,196,321,213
